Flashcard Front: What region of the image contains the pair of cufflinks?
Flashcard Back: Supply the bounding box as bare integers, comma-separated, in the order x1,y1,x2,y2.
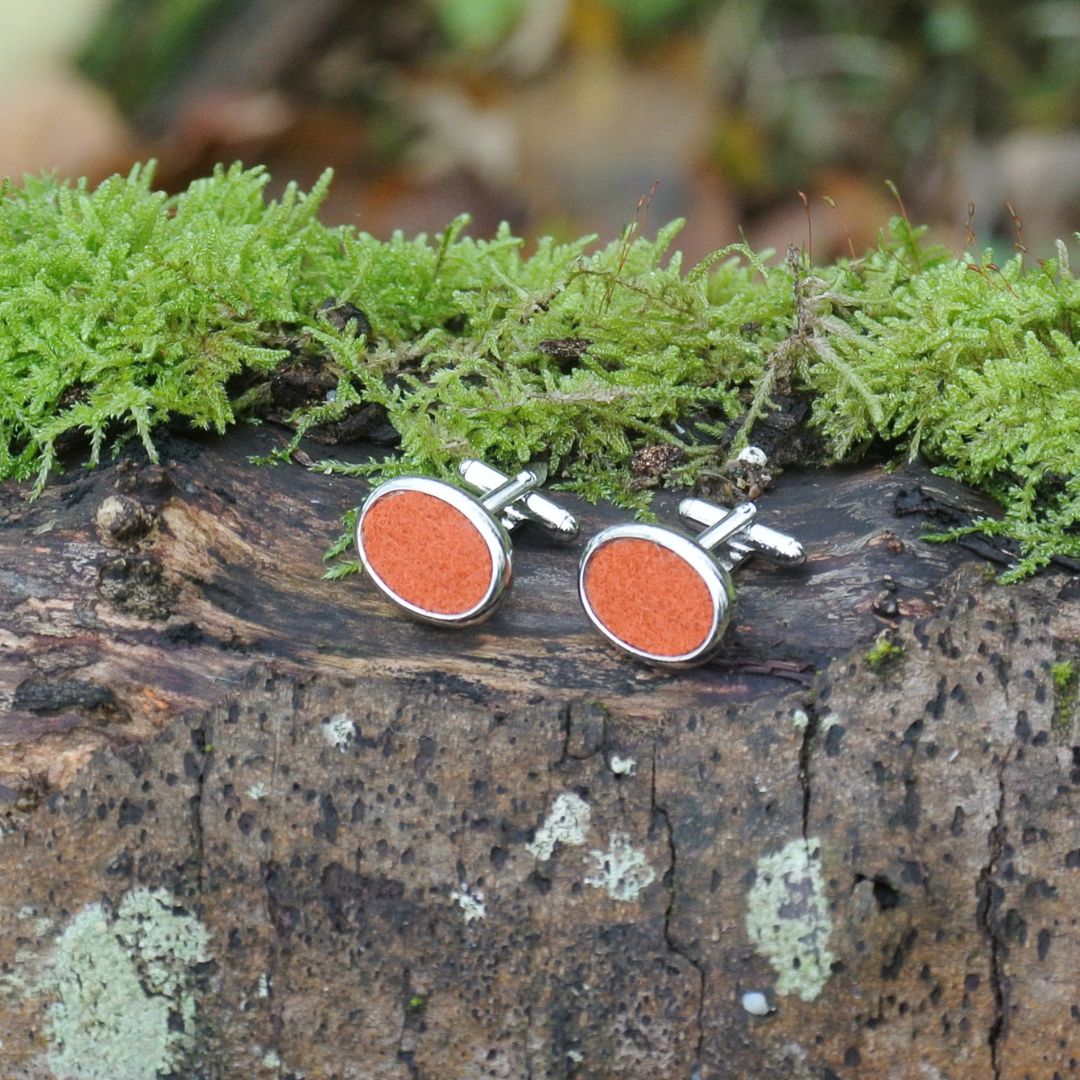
354,460,805,669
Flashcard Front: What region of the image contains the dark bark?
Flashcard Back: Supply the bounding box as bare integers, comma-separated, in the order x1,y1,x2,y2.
0,426,1077,1079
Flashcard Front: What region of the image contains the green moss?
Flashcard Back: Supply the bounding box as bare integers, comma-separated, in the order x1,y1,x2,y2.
44,888,210,1079
1,165,1078,578
1052,659,1076,690
865,635,905,670
0,162,337,493
1052,659,1078,735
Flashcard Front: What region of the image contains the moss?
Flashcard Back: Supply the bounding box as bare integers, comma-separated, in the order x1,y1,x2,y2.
1052,659,1078,735
865,635,905,670
44,888,210,1079
1052,659,1076,691
2,165,1079,578
0,163,336,494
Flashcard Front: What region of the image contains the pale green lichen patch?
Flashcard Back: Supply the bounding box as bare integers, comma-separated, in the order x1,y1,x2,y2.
746,838,834,1002
584,833,657,902
322,711,355,750
44,888,210,1080
526,792,591,860
450,883,486,923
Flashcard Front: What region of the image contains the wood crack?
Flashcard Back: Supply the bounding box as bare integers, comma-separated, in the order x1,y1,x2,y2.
976,751,1010,1080
188,721,210,898
799,695,820,839
650,745,706,1074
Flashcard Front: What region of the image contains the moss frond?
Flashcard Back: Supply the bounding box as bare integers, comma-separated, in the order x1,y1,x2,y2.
1,167,1078,580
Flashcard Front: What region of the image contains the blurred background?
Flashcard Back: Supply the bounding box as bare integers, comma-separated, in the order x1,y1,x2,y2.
3,0,1080,262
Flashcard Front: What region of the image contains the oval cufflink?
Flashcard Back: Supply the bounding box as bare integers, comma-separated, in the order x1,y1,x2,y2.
578,498,805,667
356,460,578,626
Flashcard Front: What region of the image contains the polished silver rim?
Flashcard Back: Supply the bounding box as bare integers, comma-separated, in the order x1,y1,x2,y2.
356,476,513,626
578,522,734,667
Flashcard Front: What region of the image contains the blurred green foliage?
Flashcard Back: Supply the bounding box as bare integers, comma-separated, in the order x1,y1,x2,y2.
707,0,1080,195
599,0,704,38
434,0,526,51
433,0,704,49
76,0,1080,235
79,0,231,115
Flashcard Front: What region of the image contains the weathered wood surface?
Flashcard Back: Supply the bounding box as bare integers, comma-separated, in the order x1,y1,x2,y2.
0,426,1078,1079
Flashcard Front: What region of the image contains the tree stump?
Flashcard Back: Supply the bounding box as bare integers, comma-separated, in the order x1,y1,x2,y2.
1,427,1078,1079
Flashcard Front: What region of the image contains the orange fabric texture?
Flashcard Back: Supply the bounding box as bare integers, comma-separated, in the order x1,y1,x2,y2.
362,490,492,615
583,537,714,657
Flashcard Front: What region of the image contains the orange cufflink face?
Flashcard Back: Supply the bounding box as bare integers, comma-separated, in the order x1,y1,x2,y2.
578,525,733,667
356,477,512,625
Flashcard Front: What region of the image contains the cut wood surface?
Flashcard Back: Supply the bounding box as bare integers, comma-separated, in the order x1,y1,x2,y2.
0,426,1078,1079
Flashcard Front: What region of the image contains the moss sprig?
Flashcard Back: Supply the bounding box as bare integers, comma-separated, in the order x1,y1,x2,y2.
0,162,337,491
1,164,1078,580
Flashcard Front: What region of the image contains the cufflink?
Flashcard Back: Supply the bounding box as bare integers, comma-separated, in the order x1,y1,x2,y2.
578,498,805,667
356,460,577,626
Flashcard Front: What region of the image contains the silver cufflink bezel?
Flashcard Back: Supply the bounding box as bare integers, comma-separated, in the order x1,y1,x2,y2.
578,499,805,668
357,474,514,627
355,460,577,627
579,522,736,667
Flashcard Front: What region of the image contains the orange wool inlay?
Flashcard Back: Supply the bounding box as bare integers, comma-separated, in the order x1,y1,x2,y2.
362,490,492,615
584,538,714,657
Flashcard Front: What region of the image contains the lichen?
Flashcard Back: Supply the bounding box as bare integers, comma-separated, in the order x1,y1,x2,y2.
44,888,210,1079
746,838,834,1001
450,883,486,923
322,711,355,750
584,833,657,902
526,792,591,860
